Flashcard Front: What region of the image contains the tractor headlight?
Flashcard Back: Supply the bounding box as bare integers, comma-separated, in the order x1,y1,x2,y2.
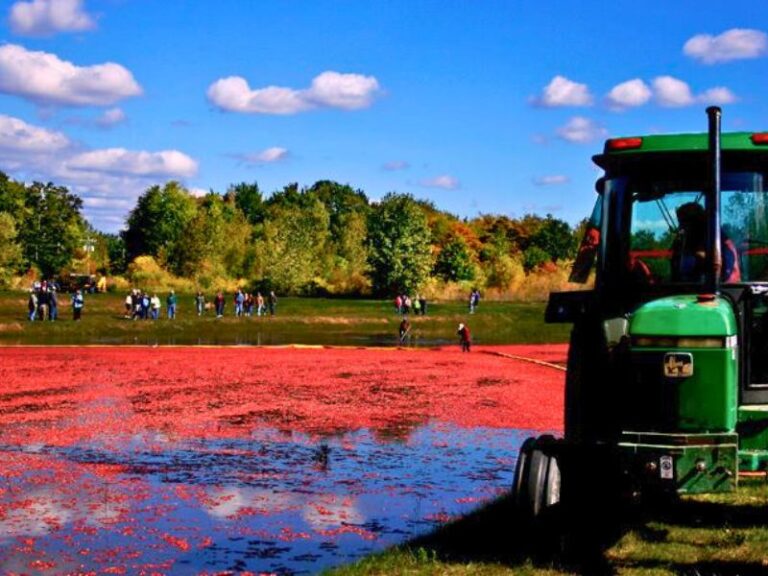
603,317,629,348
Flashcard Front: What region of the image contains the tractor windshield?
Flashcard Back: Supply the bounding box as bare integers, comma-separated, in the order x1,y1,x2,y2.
611,171,768,284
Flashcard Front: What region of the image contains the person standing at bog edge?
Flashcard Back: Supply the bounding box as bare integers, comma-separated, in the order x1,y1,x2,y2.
71,290,84,321
457,322,471,352
167,290,177,319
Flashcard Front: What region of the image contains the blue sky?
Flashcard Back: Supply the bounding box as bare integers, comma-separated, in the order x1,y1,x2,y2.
0,0,767,233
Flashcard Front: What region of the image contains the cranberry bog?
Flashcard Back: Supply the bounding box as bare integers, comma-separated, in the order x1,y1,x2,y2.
0,344,566,574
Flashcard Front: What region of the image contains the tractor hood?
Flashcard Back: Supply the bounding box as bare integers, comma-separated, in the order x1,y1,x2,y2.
630,295,737,338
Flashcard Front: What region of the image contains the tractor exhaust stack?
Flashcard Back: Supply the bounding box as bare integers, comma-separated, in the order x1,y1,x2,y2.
707,106,722,293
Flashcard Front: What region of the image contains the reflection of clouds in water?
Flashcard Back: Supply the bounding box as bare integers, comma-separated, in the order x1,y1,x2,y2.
204,486,251,518
0,479,125,540
203,486,296,518
302,494,365,530
88,497,123,525
0,488,75,538
202,486,365,531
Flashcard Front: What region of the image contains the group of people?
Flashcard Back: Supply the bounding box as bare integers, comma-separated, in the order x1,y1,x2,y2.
201,290,278,318
27,280,59,321
124,289,174,320
27,279,86,321
394,294,428,316
124,289,279,320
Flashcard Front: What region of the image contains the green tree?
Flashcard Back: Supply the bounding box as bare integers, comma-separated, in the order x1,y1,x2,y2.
0,212,22,285
229,181,265,226
0,171,26,221
530,214,577,262
434,235,475,282
253,197,330,293
522,245,550,272
307,181,371,289
265,182,303,209
173,192,252,280
367,192,433,295
122,182,198,269
17,181,87,277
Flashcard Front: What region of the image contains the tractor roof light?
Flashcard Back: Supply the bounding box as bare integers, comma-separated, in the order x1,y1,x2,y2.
751,133,768,145
607,137,643,151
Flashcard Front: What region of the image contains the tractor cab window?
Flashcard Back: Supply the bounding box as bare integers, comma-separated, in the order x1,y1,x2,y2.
627,185,707,284
722,172,768,281
615,171,767,284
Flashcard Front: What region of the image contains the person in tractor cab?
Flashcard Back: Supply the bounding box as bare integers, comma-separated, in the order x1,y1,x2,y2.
671,202,740,283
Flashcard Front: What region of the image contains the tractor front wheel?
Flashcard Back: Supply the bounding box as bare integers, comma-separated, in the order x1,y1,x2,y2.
513,435,561,523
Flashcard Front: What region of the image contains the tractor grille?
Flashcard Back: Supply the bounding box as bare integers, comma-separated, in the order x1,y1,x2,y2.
624,351,679,432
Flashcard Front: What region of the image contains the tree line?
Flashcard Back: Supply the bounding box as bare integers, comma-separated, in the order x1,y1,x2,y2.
0,171,584,296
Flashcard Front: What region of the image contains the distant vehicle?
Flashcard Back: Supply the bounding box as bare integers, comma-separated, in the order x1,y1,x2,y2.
514,107,768,525
57,274,100,293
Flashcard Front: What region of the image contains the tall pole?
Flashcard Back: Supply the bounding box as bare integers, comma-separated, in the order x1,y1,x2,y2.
706,106,722,293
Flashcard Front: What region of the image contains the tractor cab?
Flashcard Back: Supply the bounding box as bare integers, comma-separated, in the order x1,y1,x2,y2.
515,109,768,524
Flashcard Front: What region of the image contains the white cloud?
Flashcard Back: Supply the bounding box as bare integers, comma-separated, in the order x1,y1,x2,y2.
96,107,126,127
67,148,198,178
556,116,607,143
684,28,768,64
0,44,142,107
237,146,289,165
533,75,593,107
698,86,738,105
9,0,96,36
0,114,70,152
607,77,735,109
81,196,132,210
207,71,380,114
652,76,695,107
383,160,409,171
207,77,309,115
421,175,460,190
304,71,380,109
534,175,570,186
0,114,201,231
606,79,652,110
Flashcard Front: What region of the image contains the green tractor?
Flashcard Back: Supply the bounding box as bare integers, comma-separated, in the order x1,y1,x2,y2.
514,107,768,522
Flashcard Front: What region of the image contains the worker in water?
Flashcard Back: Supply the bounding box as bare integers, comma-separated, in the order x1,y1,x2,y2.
457,322,471,352
399,317,411,343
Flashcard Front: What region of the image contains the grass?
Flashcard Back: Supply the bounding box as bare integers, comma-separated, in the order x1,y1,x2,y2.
327,478,768,576
0,291,571,346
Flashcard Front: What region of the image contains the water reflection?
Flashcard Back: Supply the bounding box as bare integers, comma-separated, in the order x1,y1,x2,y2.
0,424,536,574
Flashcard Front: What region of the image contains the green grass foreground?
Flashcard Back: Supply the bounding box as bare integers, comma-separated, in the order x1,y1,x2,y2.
327,478,768,576
0,291,571,346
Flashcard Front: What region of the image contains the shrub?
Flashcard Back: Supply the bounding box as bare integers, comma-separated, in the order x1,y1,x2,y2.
125,256,195,293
